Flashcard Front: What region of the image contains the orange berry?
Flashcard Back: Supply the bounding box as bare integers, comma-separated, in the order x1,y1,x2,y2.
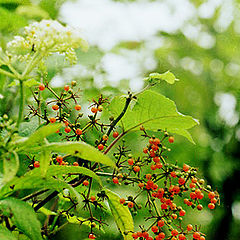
179,234,186,240
157,219,165,227
91,107,98,113
128,202,134,208
65,127,71,133
49,117,56,123
168,136,174,143
76,128,82,135
191,177,198,183
52,105,59,111
143,147,148,153
64,85,70,91
113,131,119,138
151,225,158,233
170,171,177,178
179,209,186,216
189,182,196,188
34,161,40,168
73,162,79,166
38,83,45,91
200,236,205,240
208,191,215,199
151,164,157,170
187,224,193,231
102,134,108,141
171,229,178,236
128,158,134,165
75,104,81,111
83,180,89,186
208,203,215,210
119,198,125,204
211,198,217,204
183,163,190,172
158,232,165,238
56,156,63,163
98,144,104,151
153,157,160,163
90,196,96,202
146,174,152,180
138,182,144,188
133,166,140,172
112,177,119,184
193,232,201,239
197,204,203,211
153,138,160,145
88,233,96,239
178,177,185,185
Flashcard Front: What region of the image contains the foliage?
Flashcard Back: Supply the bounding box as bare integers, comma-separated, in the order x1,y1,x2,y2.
0,10,222,240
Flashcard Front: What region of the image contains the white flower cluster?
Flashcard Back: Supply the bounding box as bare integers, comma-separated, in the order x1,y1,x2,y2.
7,20,89,64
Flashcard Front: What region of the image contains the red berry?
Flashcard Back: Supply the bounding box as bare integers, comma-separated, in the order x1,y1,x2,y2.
91,107,98,113
98,144,104,151
158,232,165,238
128,158,134,165
211,198,217,204
138,182,144,188
73,162,79,166
179,209,186,216
88,233,96,239
187,224,193,231
65,127,71,133
146,174,152,180
90,196,96,202
153,157,160,163
76,128,82,135
153,138,160,145
179,234,186,240
119,198,125,204
183,163,190,172
208,203,215,209
208,191,215,199
83,180,89,186
143,147,148,153
113,131,119,138
168,136,174,143
112,177,119,184
102,134,108,141
49,117,56,123
56,156,63,163
171,229,178,236
132,233,138,239
193,232,201,239
52,105,59,111
64,85,70,91
151,164,157,170
75,104,81,111
38,83,45,91
170,171,177,178
178,177,185,185
151,225,158,233
34,161,40,168
197,204,203,211
191,177,198,183
128,202,134,208
157,220,165,227
133,166,140,172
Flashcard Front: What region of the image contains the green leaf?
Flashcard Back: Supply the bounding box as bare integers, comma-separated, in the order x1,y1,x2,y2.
0,174,82,204
145,71,179,85
106,189,134,240
24,78,40,87
30,142,115,168
0,0,30,3
18,123,62,149
32,205,57,216
0,198,42,240
109,90,199,143
8,80,18,87
46,165,102,185
0,225,17,240
39,150,51,177
3,152,19,183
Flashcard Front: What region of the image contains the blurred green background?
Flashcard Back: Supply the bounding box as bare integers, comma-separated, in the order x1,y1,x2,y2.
0,0,240,239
